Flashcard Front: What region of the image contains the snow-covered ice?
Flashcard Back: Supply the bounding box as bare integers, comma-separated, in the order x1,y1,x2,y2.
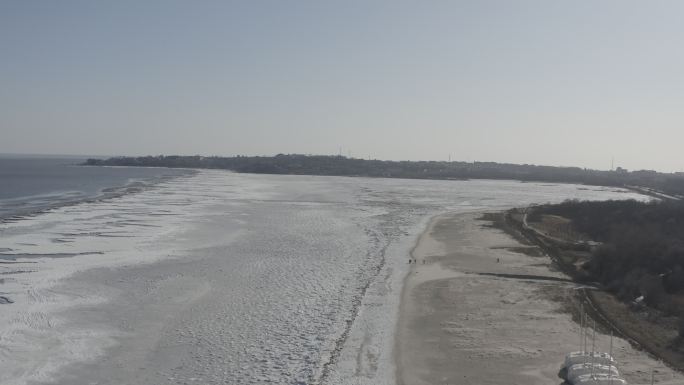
0,170,647,384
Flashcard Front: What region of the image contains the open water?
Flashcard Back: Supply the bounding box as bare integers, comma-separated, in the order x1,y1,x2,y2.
0,155,190,219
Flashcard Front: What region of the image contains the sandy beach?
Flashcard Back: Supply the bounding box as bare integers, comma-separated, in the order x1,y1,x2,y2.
397,212,684,385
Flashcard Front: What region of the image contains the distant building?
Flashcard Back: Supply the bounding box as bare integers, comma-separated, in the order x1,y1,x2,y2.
633,169,658,176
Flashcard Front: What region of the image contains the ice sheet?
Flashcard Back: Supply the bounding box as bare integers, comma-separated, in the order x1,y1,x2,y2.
0,171,648,384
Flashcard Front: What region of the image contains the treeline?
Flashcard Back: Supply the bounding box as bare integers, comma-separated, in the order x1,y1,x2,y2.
533,200,684,317
85,154,684,195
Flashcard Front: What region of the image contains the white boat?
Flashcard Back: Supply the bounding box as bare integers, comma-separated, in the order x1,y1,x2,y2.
563,351,617,369
567,363,620,382
574,373,627,385
561,307,626,385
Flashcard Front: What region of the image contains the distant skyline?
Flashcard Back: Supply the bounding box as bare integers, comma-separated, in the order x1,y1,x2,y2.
2,1,684,172
0,152,668,174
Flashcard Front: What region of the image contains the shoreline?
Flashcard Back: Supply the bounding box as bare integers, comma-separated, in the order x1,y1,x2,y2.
394,213,440,384
396,211,683,385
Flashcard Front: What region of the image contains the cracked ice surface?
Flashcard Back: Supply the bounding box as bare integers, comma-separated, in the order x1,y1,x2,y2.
0,170,648,385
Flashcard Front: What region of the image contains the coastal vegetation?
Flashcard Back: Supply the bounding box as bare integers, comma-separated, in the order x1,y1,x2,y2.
523,199,684,367
531,200,684,309
85,154,684,196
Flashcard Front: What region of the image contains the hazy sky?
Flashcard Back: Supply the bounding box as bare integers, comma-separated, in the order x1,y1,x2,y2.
2,1,683,171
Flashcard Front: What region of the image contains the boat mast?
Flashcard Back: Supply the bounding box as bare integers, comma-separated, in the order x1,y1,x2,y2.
609,331,614,385
579,303,584,353
591,320,597,377
585,313,590,355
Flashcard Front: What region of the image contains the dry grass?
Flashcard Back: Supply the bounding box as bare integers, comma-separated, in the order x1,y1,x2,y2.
589,290,684,371
527,214,588,243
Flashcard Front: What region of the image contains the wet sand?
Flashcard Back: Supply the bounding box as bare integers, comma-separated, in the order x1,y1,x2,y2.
396,212,683,385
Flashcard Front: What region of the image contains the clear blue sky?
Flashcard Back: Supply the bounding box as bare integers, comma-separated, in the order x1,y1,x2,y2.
2,1,683,171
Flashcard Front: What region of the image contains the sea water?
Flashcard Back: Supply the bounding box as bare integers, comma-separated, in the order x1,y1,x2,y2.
0,155,190,220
